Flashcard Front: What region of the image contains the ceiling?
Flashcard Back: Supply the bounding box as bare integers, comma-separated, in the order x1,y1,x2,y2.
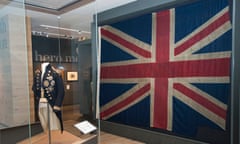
25,0,95,15
25,0,84,11
24,0,137,40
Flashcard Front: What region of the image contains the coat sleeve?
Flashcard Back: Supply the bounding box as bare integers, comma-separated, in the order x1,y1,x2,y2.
53,73,65,108
32,70,41,100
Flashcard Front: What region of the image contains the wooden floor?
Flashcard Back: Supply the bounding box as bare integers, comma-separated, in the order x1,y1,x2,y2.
20,105,144,144
17,130,92,144
17,131,144,144
62,106,144,144
63,120,144,144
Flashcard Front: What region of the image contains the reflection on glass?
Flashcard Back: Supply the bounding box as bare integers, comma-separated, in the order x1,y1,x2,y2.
0,1,29,130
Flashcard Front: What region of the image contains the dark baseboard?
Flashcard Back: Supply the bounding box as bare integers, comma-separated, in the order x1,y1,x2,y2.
0,122,43,144
100,120,208,144
82,136,98,144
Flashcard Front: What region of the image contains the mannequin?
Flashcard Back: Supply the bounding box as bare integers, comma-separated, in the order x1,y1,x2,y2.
41,62,49,82
40,62,49,103
32,62,65,132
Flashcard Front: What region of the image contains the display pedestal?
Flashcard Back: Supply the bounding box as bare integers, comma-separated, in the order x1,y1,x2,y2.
17,130,96,144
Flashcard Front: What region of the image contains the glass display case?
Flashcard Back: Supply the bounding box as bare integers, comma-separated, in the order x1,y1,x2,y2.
0,0,99,143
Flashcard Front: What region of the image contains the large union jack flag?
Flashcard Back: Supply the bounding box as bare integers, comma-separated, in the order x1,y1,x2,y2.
100,0,231,137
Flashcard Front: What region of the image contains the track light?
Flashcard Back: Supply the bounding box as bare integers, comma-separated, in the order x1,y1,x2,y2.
40,24,90,34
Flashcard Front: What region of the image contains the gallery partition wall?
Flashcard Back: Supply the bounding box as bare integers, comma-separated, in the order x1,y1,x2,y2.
231,0,240,144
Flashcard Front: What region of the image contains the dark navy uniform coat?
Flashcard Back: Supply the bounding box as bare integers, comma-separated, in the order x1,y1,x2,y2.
32,64,65,132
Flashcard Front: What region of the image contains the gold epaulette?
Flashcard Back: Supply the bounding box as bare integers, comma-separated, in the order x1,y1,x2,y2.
51,66,63,76
35,69,41,74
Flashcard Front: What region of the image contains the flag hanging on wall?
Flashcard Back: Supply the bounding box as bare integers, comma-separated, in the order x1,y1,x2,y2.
100,0,232,137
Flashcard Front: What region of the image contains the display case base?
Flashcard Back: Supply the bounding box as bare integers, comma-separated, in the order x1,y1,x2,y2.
17,130,96,144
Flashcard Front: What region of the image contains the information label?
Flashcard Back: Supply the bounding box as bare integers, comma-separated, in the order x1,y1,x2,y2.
74,120,97,134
